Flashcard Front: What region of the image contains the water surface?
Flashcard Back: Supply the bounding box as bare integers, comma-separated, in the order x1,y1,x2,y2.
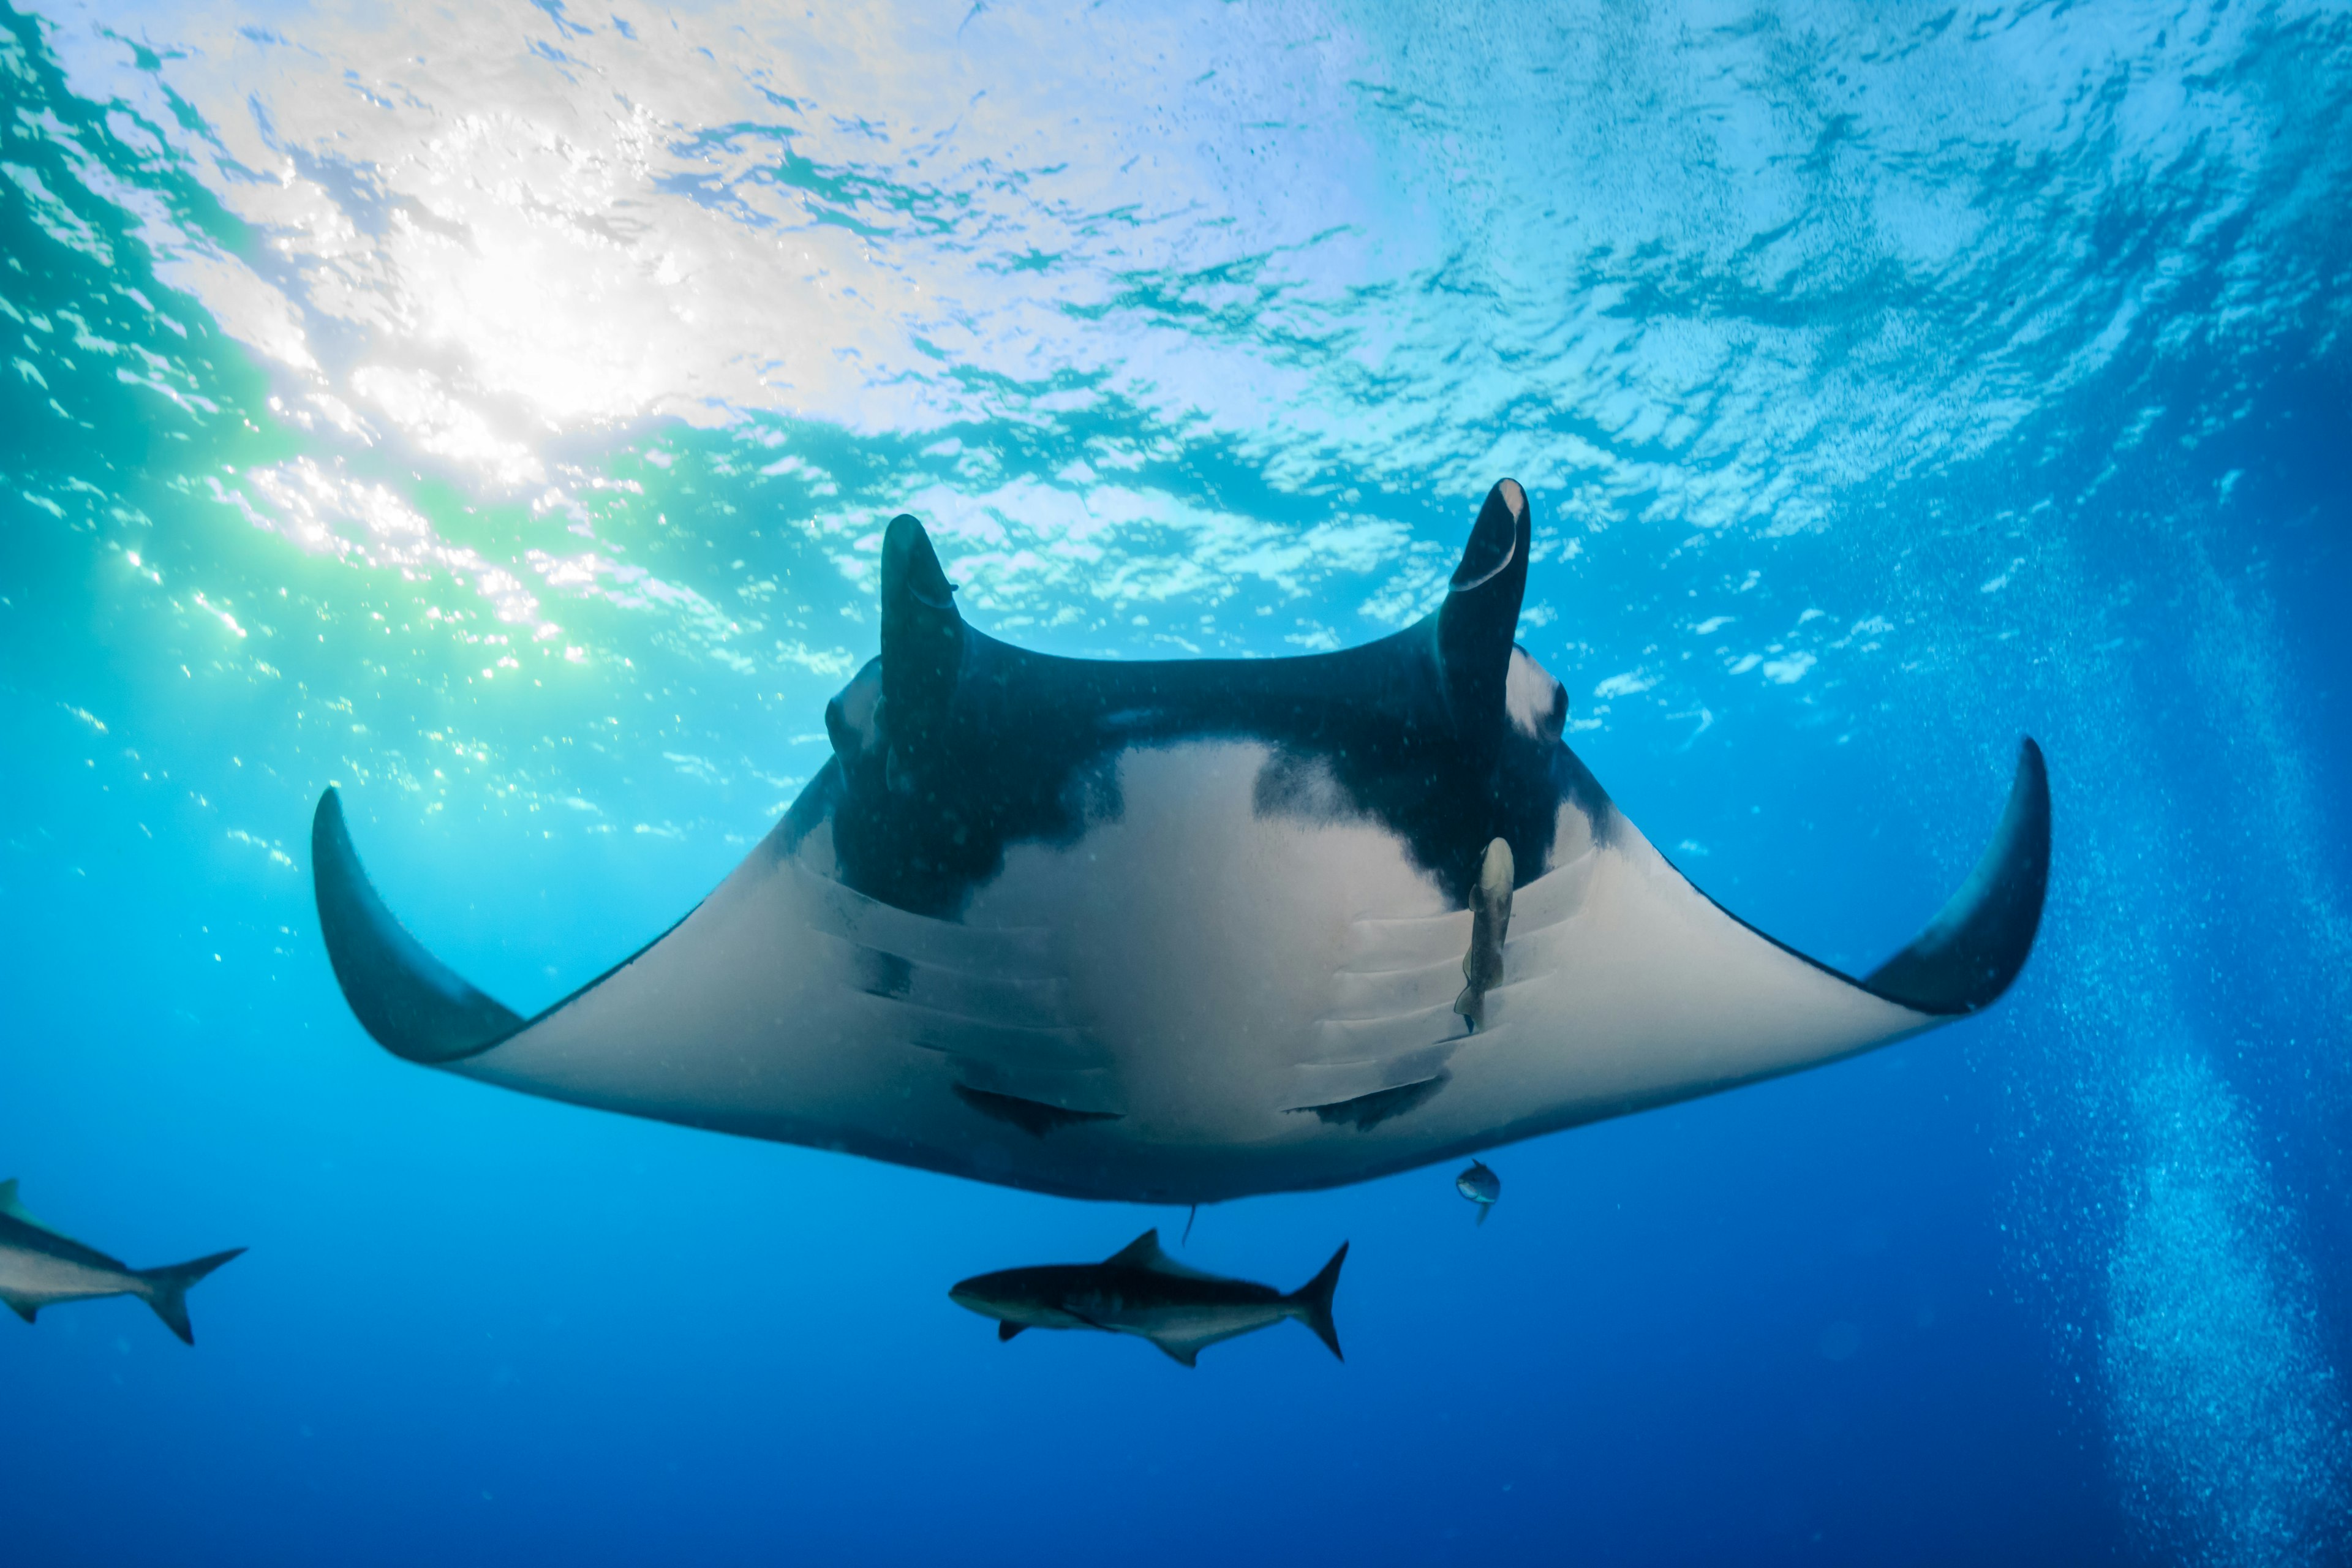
4,2,2350,1562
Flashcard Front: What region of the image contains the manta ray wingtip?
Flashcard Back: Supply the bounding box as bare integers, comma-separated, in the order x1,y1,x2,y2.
312,788,523,1065
1862,737,2051,1016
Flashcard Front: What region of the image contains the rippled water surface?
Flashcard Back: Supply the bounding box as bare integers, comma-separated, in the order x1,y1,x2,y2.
4,2,2350,1562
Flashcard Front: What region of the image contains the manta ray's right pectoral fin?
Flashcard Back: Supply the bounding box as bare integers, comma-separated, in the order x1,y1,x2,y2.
311,788,524,1064
1860,737,2051,1016
1477,737,2051,1126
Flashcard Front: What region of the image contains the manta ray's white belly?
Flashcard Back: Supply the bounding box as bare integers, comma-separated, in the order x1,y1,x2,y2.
960,743,1463,1133
458,739,1920,1202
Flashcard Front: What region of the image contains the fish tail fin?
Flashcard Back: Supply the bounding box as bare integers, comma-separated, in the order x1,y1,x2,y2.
1287,1241,1349,1362
136,1248,245,1345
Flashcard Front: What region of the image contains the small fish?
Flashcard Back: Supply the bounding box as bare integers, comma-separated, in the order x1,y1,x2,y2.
950,1229,1347,1367
0,1179,244,1344
1455,1160,1501,1225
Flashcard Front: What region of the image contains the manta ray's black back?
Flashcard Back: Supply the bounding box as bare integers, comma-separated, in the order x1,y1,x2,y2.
802,480,1607,918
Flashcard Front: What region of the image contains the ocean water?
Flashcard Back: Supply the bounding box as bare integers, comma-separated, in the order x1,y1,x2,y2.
2,0,2349,1561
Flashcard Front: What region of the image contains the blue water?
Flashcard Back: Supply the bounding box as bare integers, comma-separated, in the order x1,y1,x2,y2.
4,1,2349,1561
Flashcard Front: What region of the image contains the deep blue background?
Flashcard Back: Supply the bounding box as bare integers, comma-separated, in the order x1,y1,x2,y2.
4,2,2349,1562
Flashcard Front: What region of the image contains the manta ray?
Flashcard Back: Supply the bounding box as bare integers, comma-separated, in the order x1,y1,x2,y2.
313,481,2048,1205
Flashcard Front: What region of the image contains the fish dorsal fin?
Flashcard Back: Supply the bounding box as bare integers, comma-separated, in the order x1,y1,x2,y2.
0,1180,78,1246
1105,1229,1167,1268
0,1180,40,1229
1104,1229,1219,1280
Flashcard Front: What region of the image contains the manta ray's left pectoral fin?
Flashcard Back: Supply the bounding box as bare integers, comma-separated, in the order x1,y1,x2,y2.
311,788,525,1065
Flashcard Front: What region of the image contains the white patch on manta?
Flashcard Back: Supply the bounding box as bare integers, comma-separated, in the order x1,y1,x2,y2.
1505,646,1569,741
965,740,1447,1138
828,661,883,756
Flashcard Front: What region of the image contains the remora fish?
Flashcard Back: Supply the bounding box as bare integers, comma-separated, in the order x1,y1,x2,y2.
949,1229,1348,1366
0,1180,244,1344
1456,1159,1500,1224
311,479,2051,1204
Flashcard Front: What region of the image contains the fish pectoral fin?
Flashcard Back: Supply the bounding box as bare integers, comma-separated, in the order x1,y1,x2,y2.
996,1320,1025,1342
1,1293,38,1325
1152,1338,1204,1368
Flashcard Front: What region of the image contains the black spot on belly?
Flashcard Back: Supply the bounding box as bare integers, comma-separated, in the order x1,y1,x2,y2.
1292,1074,1448,1131
954,1084,1122,1138
852,948,913,999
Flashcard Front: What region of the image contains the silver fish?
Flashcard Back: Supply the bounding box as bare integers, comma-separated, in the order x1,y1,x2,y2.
0,1179,243,1344
1456,1159,1501,1224
951,1229,1346,1367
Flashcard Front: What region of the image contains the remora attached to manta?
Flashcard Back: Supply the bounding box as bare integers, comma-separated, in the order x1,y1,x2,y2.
312,480,2049,1204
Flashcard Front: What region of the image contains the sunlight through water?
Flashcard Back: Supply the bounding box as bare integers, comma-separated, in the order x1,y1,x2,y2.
4,1,2350,1562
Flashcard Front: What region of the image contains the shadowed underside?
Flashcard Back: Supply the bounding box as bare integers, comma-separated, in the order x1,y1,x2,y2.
311,481,2051,1203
